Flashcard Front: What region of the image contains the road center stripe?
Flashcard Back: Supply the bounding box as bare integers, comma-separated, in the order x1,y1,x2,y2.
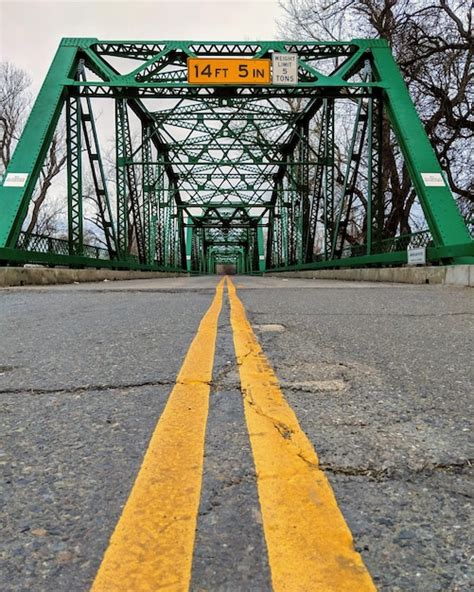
227,277,376,591
91,278,224,592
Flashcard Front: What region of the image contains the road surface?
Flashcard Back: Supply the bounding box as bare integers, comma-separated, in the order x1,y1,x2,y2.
1,276,472,591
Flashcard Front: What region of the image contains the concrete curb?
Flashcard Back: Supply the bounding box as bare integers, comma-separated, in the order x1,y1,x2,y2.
0,267,183,287
2,265,472,287
265,265,473,286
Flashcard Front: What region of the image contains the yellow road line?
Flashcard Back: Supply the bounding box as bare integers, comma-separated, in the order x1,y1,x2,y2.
91,278,224,592
227,277,376,591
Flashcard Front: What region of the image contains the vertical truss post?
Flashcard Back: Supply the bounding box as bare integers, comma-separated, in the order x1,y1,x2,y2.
257,224,265,272
265,209,275,269
191,225,202,273
251,228,257,272
365,93,385,254
163,179,174,266
177,201,187,270
208,248,215,274
197,230,203,274
245,228,252,271
66,94,83,256
280,179,289,267
166,184,173,267
164,179,180,268
323,100,335,259
155,155,165,265
276,206,283,267
240,247,245,274
203,239,208,274
287,156,297,265
299,122,310,264
115,98,128,259
116,99,146,263
372,95,384,247
271,212,279,268
79,63,117,259
331,97,368,259
365,64,383,256
186,219,193,272
201,232,207,274
191,226,197,273
366,90,374,255
142,123,154,264
169,199,175,267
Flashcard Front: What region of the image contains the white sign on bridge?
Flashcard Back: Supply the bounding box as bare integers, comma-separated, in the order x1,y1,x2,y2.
407,247,426,266
3,172,28,188
272,53,298,85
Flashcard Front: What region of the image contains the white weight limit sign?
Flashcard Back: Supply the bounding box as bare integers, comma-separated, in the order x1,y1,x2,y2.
272,53,298,85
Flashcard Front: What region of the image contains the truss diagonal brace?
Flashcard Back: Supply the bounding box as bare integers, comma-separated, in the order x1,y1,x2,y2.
0,44,79,248
371,45,471,249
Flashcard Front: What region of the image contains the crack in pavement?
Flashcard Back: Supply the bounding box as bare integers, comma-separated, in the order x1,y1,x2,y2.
320,459,473,482
210,360,238,391
241,386,319,471
0,379,182,396
0,375,253,396
3,288,216,295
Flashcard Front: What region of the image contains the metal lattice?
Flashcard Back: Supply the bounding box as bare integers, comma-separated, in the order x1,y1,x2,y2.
0,39,472,272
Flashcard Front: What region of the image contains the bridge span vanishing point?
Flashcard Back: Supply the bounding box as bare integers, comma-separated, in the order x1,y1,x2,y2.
0,37,473,592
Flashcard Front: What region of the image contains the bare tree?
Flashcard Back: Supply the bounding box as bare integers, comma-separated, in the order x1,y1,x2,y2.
82,177,110,249
279,0,473,236
23,130,67,237
0,62,31,175
29,194,66,238
0,61,67,238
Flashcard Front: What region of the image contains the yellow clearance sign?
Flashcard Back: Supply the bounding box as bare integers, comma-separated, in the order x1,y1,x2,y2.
188,58,271,85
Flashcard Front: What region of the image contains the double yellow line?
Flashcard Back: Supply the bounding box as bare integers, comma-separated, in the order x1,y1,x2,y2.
91,278,375,591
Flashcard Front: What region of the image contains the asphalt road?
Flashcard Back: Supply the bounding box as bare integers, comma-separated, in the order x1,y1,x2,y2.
1,275,472,591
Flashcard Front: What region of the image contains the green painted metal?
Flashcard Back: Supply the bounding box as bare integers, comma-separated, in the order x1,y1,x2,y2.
142,123,153,265
66,95,83,255
79,62,117,259
115,98,128,259
257,226,265,272
0,37,471,273
371,45,471,248
0,44,78,248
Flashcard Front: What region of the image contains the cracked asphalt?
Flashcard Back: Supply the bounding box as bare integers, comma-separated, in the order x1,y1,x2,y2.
1,275,473,591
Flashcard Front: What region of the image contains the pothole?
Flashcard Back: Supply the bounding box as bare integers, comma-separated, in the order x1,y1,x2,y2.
253,324,286,333
277,360,382,389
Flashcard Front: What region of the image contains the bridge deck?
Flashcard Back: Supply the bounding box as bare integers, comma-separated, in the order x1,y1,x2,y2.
1,277,472,591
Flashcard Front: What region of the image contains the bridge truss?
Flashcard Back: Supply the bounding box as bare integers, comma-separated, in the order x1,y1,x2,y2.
0,38,472,273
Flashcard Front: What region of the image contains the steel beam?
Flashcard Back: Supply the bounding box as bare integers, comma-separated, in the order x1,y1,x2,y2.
1,37,471,273
0,43,79,248
371,44,471,250
66,95,83,255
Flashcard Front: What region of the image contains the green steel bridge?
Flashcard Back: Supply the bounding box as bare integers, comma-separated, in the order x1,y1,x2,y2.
0,38,472,274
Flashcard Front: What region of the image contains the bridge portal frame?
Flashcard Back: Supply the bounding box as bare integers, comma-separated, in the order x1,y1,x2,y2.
0,38,471,272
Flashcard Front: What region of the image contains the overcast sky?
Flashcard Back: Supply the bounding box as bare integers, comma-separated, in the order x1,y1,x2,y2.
1,0,285,92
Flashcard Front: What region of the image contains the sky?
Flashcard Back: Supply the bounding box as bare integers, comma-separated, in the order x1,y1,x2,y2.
1,0,285,92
